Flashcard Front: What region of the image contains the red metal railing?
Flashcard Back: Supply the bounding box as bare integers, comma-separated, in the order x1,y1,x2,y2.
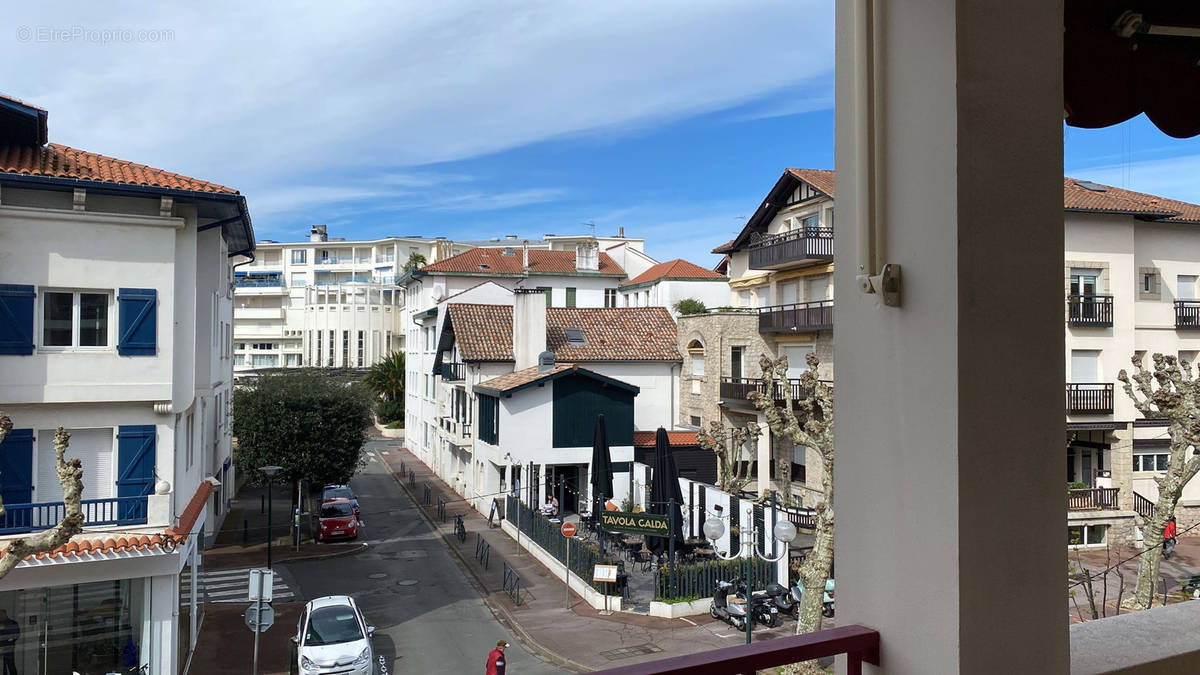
592,625,880,675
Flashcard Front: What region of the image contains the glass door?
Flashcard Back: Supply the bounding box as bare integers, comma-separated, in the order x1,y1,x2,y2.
1070,271,1099,320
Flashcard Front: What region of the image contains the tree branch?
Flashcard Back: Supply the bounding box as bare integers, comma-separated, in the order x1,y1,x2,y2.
0,427,85,579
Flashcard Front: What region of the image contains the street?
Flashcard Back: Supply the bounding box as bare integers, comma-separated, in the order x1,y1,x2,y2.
282,436,563,674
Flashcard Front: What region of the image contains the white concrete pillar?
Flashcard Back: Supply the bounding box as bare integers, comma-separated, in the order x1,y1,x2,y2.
833,0,1068,672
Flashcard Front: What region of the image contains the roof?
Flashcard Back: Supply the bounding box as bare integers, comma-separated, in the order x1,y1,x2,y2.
0,480,213,566
420,247,624,276
1062,177,1200,222
0,92,48,146
620,259,726,288
445,304,681,362
786,168,836,197
633,430,703,447
0,143,237,194
475,363,639,397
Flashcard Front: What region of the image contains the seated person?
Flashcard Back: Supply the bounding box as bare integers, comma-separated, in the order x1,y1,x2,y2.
542,499,557,516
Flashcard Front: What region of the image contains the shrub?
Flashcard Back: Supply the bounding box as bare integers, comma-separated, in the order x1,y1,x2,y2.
376,399,404,424
673,298,707,316
386,420,403,429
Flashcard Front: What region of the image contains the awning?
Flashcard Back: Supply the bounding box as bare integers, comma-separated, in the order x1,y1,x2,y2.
1065,1,1200,138
1067,421,1127,431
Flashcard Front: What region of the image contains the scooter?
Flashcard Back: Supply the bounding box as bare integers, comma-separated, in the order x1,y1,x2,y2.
737,579,781,628
709,579,749,629
772,578,836,619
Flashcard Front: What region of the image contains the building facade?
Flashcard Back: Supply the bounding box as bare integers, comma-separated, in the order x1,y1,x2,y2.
0,93,251,673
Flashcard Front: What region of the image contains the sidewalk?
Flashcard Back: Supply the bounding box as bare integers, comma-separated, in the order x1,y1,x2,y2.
378,443,802,672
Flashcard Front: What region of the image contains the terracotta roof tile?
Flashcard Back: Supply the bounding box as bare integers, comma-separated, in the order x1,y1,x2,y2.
0,143,237,194
421,248,624,276
476,363,578,393
446,304,681,362
633,430,703,447
711,238,737,254
0,92,46,112
620,259,726,287
786,168,836,197
1062,177,1200,221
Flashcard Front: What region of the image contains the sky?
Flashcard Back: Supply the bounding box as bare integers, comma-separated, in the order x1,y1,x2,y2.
5,2,1200,267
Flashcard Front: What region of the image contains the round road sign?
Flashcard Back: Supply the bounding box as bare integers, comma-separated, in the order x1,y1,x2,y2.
561,521,577,537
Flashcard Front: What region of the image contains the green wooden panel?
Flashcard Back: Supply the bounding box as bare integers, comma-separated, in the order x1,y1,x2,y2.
552,373,634,447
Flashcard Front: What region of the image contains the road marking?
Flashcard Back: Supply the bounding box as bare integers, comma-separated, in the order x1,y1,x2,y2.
199,568,298,604
679,617,698,626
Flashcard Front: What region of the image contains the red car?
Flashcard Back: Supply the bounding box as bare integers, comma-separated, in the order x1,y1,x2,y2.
316,498,358,542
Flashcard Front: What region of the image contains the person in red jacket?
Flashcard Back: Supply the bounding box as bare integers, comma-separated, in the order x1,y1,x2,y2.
486,639,508,675
1164,516,1178,559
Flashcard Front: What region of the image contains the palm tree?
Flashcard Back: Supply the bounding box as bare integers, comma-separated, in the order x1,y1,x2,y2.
402,252,427,273
364,351,405,401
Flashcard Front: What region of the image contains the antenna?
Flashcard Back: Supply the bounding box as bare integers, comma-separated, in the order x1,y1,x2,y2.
583,220,596,237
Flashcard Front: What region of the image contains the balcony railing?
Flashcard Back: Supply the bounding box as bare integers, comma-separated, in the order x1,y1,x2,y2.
1067,487,1119,511
1066,383,1113,414
758,300,834,332
376,254,395,263
0,496,149,535
593,624,879,675
441,362,465,381
747,227,834,270
1176,300,1200,329
721,377,809,402
234,277,284,288
1067,294,1113,327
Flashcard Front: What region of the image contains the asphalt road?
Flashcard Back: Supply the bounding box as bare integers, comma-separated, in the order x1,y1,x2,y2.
283,437,564,674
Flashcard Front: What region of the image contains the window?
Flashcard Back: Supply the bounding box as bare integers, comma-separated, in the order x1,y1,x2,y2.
731,346,744,379
1179,275,1198,300
478,395,500,444
687,340,705,377
342,331,350,367
292,249,307,264
540,286,553,307
1070,350,1100,383
1140,269,1160,297
1134,451,1169,472
1067,524,1108,546
784,345,814,379
1070,270,1100,297
291,272,307,287
690,415,702,428
328,330,335,366
801,214,820,236
565,328,586,346
42,290,111,348
357,331,364,367
739,290,751,308
566,287,577,308
605,288,617,308
316,331,323,366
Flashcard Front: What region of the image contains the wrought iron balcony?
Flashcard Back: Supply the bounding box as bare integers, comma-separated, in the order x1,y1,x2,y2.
234,277,284,288
1067,294,1113,327
720,377,808,402
0,496,148,535
441,362,465,381
1176,300,1200,330
747,227,834,270
1068,487,1119,511
1066,383,1113,414
758,300,833,333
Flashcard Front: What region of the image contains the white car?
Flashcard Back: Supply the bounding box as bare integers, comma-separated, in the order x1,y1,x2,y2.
292,595,375,674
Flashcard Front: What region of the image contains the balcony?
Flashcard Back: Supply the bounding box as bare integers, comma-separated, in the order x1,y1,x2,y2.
1067,294,1113,327
0,496,148,535
1176,300,1200,329
721,377,810,403
234,307,285,320
747,227,834,270
439,416,472,446
376,254,395,263
234,277,284,288
758,300,834,333
441,362,465,381
1067,487,1119,511
1065,383,1113,414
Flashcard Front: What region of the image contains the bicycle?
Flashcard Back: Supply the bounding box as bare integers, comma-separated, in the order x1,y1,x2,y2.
454,514,467,543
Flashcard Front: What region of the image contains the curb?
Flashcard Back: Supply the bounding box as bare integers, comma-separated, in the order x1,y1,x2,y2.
379,449,593,673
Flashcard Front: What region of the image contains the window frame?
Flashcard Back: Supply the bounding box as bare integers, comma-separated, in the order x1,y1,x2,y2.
604,288,617,308
292,249,308,265
38,288,115,352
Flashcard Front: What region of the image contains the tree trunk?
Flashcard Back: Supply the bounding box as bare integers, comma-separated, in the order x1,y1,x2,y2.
797,452,834,635
1132,489,1178,608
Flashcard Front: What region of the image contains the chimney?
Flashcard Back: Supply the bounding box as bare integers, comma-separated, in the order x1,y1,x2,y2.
309,225,328,242
618,226,625,238
575,240,599,272
522,241,530,272
512,288,547,370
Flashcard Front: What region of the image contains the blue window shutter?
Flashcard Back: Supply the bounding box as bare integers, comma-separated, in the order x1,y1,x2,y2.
116,425,156,523
0,428,34,533
118,288,157,356
0,284,35,355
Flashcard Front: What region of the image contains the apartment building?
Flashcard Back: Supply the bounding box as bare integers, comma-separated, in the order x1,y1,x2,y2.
231,225,469,371
0,94,252,673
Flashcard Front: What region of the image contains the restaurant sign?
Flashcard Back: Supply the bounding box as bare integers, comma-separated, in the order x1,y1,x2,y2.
598,511,670,537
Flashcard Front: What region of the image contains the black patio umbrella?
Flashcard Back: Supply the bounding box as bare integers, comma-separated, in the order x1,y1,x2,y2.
647,427,685,555
590,413,614,518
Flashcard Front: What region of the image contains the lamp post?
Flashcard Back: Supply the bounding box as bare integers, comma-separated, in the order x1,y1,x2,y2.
703,502,797,645
260,465,283,569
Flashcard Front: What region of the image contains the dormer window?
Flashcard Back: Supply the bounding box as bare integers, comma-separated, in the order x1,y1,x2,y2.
565,328,586,346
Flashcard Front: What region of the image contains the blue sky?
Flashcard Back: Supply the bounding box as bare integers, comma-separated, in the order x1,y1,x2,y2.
4,2,1200,267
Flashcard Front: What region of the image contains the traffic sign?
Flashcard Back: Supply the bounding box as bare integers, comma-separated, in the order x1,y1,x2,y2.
245,603,275,632
560,521,577,537
249,568,274,602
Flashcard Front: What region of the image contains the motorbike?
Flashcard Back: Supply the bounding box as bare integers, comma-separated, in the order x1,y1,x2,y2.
709,578,749,629
770,578,835,619
737,579,781,628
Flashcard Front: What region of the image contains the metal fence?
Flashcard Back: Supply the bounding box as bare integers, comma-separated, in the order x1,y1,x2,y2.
506,495,616,591
653,556,775,602
503,560,523,605
475,533,491,570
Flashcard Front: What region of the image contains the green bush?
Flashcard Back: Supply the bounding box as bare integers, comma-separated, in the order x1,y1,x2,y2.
1067,481,1089,492
376,399,404,424
386,420,403,429
673,298,707,316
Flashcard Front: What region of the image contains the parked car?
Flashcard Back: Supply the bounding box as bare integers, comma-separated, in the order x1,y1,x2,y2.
292,595,374,674
316,498,358,542
322,484,360,516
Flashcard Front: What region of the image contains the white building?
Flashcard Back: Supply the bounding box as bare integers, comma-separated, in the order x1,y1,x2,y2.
618,258,729,314
231,225,469,371
0,94,251,673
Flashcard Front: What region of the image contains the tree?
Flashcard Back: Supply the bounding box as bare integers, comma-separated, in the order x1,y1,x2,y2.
0,413,85,579
233,372,372,487
1117,353,1200,608
673,298,707,316
697,420,761,494
364,351,405,401
750,352,834,639
402,252,427,273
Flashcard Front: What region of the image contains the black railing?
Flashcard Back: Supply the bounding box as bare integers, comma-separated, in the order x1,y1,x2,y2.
758,300,834,333
1134,492,1156,519
1176,301,1200,330
1066,383,1114,414
506,495,616,591
720,377,809,402
1067,487,1120,511
653,557,774,602
748,228,834,269
778,505,816,530
1067,294,1113,327
475,533,491,570
441,362,465,381
502,560,523,605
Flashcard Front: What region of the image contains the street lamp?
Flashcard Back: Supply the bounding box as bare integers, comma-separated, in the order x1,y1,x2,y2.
703,497,797,645
260,465,283,568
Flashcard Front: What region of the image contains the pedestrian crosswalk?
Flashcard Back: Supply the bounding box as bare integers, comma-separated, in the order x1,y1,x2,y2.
199,567,297,604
